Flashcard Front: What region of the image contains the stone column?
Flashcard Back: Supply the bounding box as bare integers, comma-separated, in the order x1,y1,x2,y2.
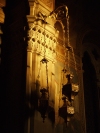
25,20,35,133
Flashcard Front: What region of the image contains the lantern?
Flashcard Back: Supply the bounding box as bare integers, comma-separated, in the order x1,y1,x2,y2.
62,74,72,102
38,88,48,122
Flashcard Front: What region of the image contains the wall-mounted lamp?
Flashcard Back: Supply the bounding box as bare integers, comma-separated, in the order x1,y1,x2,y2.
36,5,69,123
38,57,49,122
38,88,48,123
32,4,79,123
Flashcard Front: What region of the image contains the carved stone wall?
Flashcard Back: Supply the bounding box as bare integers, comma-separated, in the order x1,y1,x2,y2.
27,22,57,61
26,0,83,133
26,1,59,131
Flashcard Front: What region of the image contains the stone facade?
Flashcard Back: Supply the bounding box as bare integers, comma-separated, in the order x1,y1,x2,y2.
25,0,82,133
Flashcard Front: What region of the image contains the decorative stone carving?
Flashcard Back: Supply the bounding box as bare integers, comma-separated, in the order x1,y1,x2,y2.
39,0,54,10
27,22,57,63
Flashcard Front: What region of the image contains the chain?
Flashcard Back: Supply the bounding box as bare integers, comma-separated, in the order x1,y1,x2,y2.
37,61,42,79
67,16,70,73
67,15,78,76
39,18,49,96
43,22,46,58
67,16,70,47
46,62,49,98
72,48,77,72
67,50,70,72
63,28,67,71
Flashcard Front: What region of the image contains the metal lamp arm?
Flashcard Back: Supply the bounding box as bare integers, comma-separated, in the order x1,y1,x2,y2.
49,5,68,20
37,5,68,22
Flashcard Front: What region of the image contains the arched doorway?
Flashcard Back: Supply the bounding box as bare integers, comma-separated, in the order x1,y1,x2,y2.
82,51,99,133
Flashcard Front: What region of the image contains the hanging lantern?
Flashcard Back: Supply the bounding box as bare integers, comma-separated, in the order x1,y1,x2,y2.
59,96,74,125
67,105,74,122
49,5,79,125
62,74,72,102
40,57,48,64
38,57,49,122
37,16,49,122
67,106,74,114
38,88,48,122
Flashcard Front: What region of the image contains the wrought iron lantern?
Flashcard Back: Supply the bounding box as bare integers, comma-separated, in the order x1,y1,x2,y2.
35,4,79,124
60,73,74,124
37,12,49,122
38,57,49,122
38,88,48,123
54,4,80,125
67,105,74,122
59,95,75,125
60,71,79,124
62,74,72,102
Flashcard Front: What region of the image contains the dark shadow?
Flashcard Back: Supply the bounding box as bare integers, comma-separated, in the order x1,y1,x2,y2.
1,0,29,133
82,51,100,133
25,79,55,127
48,106,55,127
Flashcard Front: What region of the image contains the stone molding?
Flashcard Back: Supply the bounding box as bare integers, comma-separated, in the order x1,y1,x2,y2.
28,0,55,12
27,22,57,62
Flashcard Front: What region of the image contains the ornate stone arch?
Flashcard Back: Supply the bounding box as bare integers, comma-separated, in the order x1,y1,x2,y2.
76,25,100,91
82,43,100,72
81,26,100,81
76,25,97,52
76,25,100,133
81,29,100,132
82,44,100,133
54,20,65,43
